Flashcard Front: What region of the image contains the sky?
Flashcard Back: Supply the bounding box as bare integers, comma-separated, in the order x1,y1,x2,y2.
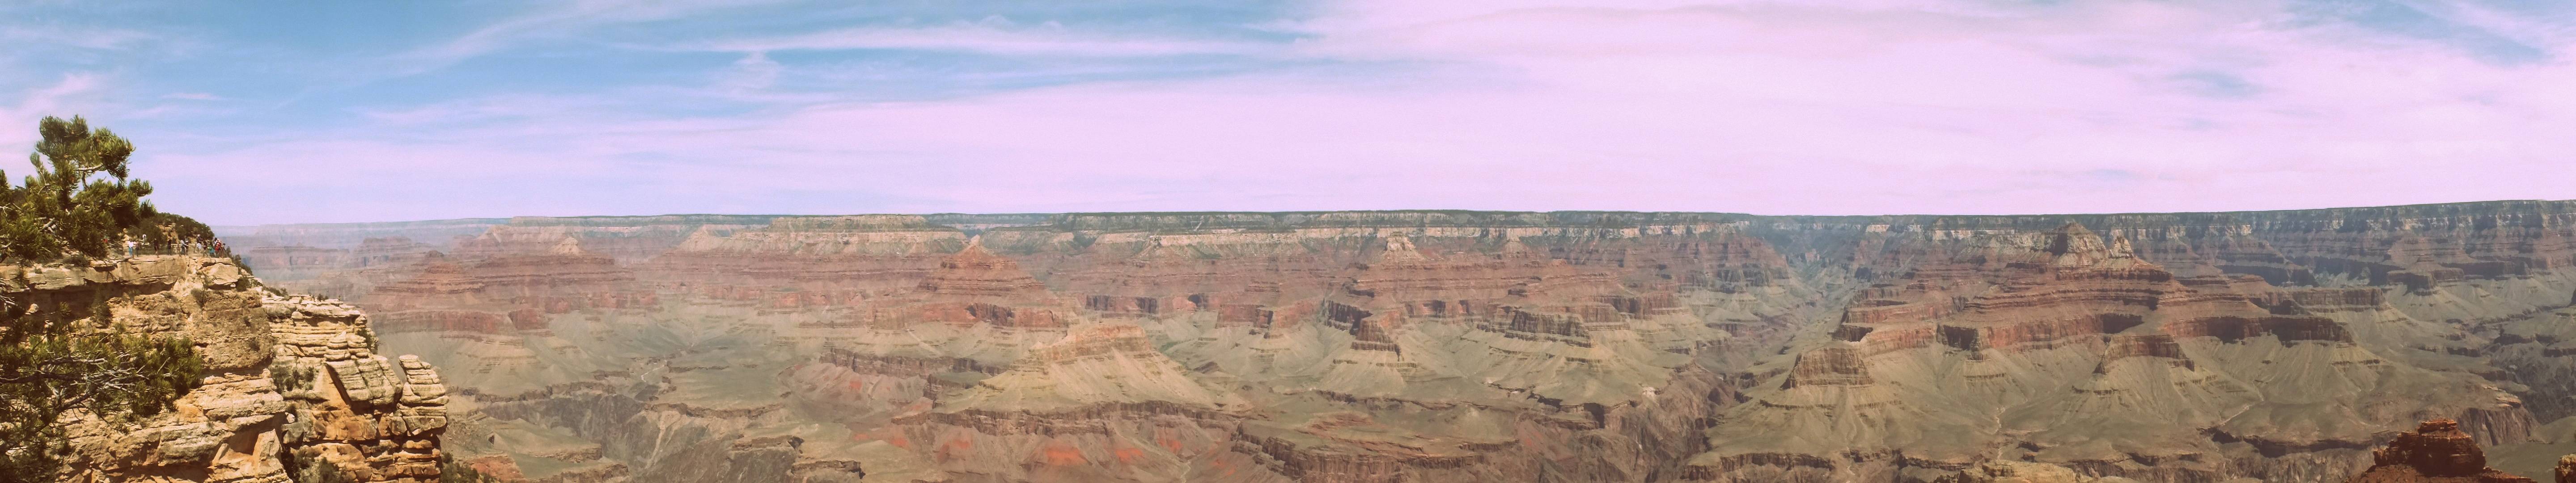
4,0,2575,225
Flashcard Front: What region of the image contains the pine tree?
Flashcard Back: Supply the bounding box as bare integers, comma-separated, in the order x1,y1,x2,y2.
0,115,157,261
0,116,197,483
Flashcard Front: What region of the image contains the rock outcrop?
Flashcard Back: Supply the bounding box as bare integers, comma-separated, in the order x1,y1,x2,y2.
2,255,448,483
2347,419,2534,483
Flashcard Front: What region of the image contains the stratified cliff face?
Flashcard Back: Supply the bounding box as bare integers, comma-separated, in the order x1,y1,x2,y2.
216,201,2576,483
1,255,449,483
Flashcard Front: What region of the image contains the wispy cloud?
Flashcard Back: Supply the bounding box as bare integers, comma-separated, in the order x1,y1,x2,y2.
2293,0,2567,62
0,24,157,51
395,0,796,75
0,73,106,148
719,52,782,93
678,24,1277,57
21,0,2576,224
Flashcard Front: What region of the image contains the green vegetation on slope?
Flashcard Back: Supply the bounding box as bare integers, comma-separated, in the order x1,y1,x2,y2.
0,116,203,483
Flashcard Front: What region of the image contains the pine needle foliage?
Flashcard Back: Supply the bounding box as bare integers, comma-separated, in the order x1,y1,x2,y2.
0,115,157,262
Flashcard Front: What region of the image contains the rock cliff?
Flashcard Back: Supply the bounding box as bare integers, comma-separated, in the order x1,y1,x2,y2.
2,255,449,483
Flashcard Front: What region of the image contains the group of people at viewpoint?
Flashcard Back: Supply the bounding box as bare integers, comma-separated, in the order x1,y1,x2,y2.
110,226,228,258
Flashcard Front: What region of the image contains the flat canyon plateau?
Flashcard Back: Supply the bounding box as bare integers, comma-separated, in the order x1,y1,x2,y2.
200,201,2576,483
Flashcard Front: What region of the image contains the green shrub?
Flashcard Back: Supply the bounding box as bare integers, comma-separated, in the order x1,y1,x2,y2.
0,331,201,483
0,117,200,483
282,449,353,483
271,362,319,393
440,457,502,483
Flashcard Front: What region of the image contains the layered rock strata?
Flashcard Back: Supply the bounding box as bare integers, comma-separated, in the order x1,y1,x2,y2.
208,201,2576,483
1,255,448,483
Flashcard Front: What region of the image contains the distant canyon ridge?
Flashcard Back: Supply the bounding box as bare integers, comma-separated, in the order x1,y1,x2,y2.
213,202,2576,483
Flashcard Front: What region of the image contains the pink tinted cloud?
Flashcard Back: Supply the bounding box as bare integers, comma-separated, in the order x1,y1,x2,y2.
706,0,2576,214
149,0,2576,223
0,73,104,148
687,24,1274,57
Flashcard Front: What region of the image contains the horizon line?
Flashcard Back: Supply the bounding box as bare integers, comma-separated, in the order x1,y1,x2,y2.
208,198,2576,229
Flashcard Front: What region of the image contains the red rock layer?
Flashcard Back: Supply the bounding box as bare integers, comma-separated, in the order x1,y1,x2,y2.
368,249,644,314
2346,419,2536,483
917,242,1051,304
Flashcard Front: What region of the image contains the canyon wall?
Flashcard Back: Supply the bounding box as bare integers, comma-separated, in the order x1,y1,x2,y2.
217,201,2576,483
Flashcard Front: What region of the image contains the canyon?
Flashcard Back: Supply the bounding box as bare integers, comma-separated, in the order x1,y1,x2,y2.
206,201,2576,483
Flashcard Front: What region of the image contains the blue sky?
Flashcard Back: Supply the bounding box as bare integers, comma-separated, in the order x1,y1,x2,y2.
4,0,2574,225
